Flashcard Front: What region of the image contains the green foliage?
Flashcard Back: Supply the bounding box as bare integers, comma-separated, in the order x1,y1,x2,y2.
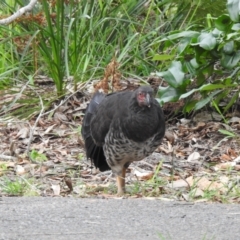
156,0,240,113
0,163,7,171
1,0,237,110
154,0,226,32
1,177,27,195
218,129,236,138
30,149,47,162
0,0,165,95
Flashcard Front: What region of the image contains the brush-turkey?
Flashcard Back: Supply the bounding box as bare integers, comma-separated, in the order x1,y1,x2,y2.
81,86,165,196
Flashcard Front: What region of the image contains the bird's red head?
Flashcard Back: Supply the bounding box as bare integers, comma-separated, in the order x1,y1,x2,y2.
136,86,153,108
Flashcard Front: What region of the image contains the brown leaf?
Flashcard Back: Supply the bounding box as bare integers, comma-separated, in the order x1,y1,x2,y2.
221,154,232,161
194,177,227,193
165,131,175,144
44,124,57,134
214,162,236,170
94,57,122,93
228,148,238,158
53,112,68,122
234,165,240,171
64,177,73,192
16,127,29,139
134,169,154,180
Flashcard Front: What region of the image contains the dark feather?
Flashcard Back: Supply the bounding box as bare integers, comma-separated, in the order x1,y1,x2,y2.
81,92,110,171
81,86,165,174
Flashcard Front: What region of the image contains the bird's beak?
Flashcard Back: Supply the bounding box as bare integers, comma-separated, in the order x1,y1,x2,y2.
146,93,151,107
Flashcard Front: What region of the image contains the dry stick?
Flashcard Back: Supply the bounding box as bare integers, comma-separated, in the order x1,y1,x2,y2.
170,147,175,181
102,172,114,184
21,86,45,178
0,0,38,25
0,155,17,161
26,92,44,156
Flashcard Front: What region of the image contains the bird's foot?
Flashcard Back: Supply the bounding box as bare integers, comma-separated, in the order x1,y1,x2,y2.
116,188,125,197
116,169,126,197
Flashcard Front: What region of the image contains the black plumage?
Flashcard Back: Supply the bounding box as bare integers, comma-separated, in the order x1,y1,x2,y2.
81,86,165,195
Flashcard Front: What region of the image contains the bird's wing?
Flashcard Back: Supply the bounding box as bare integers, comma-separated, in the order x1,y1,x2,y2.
81,92,105,141
90,91,130,145
152,99,165,142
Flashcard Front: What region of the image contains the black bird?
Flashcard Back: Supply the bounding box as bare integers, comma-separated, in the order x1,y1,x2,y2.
81,86,165,196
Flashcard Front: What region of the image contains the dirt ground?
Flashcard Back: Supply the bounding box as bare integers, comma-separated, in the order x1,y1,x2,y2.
1,84,240,202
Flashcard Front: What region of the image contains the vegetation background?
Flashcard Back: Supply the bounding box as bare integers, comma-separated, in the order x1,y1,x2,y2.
1,0,238,118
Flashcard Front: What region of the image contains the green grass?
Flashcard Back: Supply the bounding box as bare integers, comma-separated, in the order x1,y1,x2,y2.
0,0,166,95
0,177,28,196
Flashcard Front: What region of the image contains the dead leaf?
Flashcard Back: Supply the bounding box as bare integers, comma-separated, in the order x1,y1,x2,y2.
168,179,189,188
16,127,29,139
214,162,236,170
221,154,232,161
53,112,68,122
64,177,73,192
228,148,238,158
194,177,227,193
187,152,201,161
51,184,61,195
165,131,175,144
193,111,222,122
134,169,154,180
15,165,25,175
44,124,57,134
191,122,206,131
94,57,122,93
192,187,204,197
219,176,229,184
168,176,193,188
234,165,240,171
228,116,240,123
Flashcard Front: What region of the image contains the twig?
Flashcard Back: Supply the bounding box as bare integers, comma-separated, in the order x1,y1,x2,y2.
138,160,154,169
96,170,112,177
41,87,84,117
102,172,114,184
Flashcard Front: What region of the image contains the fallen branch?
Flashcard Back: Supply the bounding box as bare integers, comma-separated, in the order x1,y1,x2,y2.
0,154,17,161
0,0,38,25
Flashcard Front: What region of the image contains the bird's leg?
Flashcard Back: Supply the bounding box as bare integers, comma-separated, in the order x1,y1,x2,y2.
116,168,126,196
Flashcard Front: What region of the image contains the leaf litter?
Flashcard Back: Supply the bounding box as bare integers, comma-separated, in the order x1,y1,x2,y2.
0,60,240,202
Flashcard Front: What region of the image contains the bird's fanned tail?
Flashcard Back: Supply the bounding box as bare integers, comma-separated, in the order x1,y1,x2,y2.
81,92,110,171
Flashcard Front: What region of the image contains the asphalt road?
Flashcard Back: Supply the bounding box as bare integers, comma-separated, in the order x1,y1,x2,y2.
0,197,239,240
